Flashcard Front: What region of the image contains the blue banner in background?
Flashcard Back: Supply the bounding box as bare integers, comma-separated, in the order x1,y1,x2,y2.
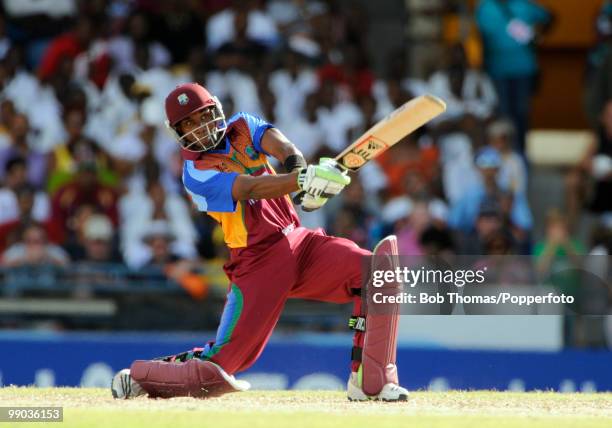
0,331,610,392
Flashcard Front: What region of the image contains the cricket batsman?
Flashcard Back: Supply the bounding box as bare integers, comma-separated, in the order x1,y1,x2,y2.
111,83,408,401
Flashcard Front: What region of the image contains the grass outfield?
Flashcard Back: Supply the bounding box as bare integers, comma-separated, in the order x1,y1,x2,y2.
1,387,611,428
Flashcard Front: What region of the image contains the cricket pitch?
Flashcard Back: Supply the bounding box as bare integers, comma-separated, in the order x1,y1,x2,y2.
1,387,611,428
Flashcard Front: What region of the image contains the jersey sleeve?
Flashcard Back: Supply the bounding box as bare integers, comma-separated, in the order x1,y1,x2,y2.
182,161,239,212
234,112,274,154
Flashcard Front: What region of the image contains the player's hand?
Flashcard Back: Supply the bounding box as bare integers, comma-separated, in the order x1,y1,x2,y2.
300,193,328,212
297,158,351,198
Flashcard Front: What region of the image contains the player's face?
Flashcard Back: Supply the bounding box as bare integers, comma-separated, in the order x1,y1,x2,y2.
179,108,215,138
176,106,226,152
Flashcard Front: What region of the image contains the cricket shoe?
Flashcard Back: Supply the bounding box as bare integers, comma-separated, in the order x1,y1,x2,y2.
346,372,409,402
111,368,146,399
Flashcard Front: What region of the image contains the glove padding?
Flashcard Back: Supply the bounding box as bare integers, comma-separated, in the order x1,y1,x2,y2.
300,193,328,212
297,158,350,198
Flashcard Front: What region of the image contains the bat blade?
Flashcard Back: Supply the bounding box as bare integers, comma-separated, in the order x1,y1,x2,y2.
336,94,446,171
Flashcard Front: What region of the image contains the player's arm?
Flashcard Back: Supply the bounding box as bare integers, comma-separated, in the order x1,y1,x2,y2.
230,126,302,200
232,172,300,200
232,127,349,207
259,128,305,170
231,159,351,202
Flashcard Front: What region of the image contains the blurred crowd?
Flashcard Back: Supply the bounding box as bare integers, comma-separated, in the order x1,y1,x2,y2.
0,0,611,324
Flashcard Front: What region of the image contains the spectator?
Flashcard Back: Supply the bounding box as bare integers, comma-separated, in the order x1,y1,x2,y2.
375,133,439,198
487,118,527,195
277,93,324,162
428,43,498,122
206,1,280,52
300,80,362,154
317,45,375,99
472,228,534,285
0,113,48,189
0,185,50,253
0,99,16,148
586,1,612,76
267,0,327,42
150,1,205,64
0,158,49,225
205,43,263,115
535,209,585,274
578,28,612,228
71,214,122,264
396,200,432,255
419,223,455,257
566,100,612,229
448,147,532,234
457,197,504,254
1,223,69,267
534,209,585,338
47,108,117,192
37,16,110,88
476,0,552,152
120,179,197,268
105,108,180,196
0,48,40,118
326,176,377,247
269,50,318,123
585,38,612,126
48,162,119,245
330,206,368,249
108,11,172,74
141,219,183,268
428,44,494,204
140,219,208,299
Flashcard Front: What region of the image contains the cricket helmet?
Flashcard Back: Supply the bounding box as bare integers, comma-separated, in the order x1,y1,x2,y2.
164,83,227,152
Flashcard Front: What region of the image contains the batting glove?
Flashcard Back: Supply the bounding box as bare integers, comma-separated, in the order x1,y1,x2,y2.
297,158,351,198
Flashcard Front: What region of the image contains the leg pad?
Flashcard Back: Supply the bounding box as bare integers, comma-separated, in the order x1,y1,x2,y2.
130,359,250,399
361,235,401,396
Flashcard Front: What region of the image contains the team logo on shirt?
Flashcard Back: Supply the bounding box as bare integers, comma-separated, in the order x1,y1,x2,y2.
177,93,189,105
245,145,258,160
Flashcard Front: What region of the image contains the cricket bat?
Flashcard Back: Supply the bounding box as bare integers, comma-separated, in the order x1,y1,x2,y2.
336,94,446,171
297,94,446,210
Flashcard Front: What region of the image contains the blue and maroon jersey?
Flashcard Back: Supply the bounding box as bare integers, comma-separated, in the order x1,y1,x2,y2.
181,112,300,257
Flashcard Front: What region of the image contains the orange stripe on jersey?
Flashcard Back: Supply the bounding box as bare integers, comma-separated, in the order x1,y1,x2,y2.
208,200,248,248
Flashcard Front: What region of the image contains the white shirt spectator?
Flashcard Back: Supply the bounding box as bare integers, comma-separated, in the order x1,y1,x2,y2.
1,69,40,116
371,77,431,123
428,69,498,121
22,84,63,153
269,68,318,122
206,8,280,51
498,151,528,195
317,102,362,152
108,36,171,74
104,122,180,195
95,74,139,146
358,161,388,196
438,132,480,203
0,189,49,224
277,115,324,161
119,192,197,269
206,70,262,115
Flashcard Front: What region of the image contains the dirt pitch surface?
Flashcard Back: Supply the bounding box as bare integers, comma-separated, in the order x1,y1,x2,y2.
1,387,611,428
